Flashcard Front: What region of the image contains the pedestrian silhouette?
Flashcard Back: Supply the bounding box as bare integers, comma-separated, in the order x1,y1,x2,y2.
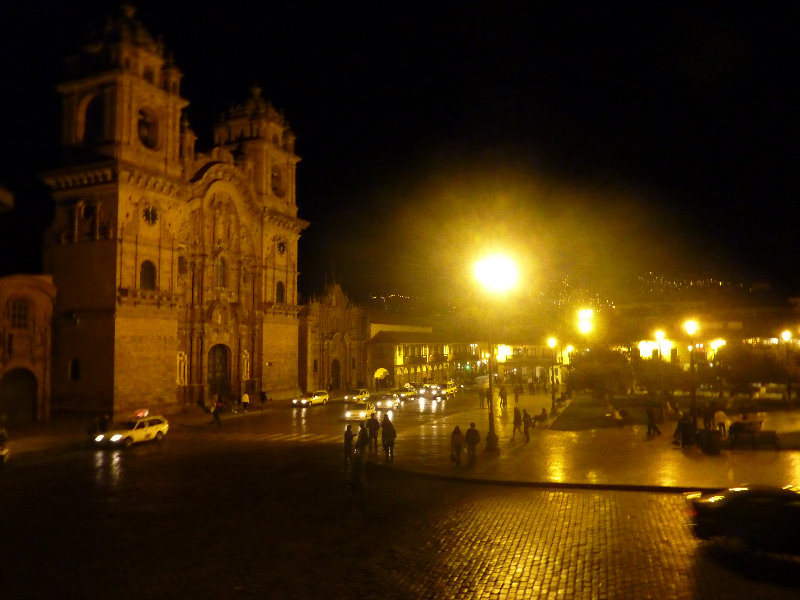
366,413,381,454
211,397,222,427
464,422,481,466
451,425,464,465
512,407,523,440
355,422,370,457
522,409,532,443
646,406,661,436
381,414,396,462
343,424,355,468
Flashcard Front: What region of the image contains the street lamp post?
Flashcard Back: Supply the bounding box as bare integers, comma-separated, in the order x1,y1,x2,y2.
781,330,792,406
684,320,699,426
474,254,519,453
548,337,557,413
655,330,665,398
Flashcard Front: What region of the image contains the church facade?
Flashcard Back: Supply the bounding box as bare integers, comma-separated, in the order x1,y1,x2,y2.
299,284,368,393
40,7,307,416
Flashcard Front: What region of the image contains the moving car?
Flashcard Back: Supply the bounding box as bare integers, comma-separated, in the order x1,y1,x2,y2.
344,388,369,403
343,401,376,421
374,393,401,410
389,387,416,402
442,380,458,396
292,390,329,407
686,485,800,554
94,413,169,448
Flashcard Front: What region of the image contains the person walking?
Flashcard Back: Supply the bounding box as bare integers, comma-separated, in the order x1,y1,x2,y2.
381,414,396,462
512,407,523,440
645,406,661,436
514,386,520,405
451,425,464,465
464,422,481,467
484,388,492,409
366,412,381,454
499,385,508,409
211,396,222,428
343,424,355,468
479,387,485,408
241,391,250,413
522,409,532,443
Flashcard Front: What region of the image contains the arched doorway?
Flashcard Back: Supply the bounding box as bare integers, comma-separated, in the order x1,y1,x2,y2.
0,368,37,422
330,359,341,390
373,367,390,390
208,344,231,399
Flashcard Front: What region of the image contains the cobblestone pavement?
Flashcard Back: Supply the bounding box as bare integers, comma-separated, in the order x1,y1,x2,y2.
3,437,800,599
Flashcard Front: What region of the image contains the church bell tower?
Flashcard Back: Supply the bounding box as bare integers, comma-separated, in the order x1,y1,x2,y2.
42,5,189,415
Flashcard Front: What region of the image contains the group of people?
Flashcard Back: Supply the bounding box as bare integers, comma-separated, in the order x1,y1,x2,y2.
449,422,482,466
343,412,397,466
512,406,548,443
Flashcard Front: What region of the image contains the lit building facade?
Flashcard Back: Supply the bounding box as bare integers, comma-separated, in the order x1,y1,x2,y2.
40,7,306,416
299,284,368,392
0,275,56,422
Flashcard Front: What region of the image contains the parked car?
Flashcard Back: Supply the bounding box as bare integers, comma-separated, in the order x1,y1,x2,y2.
93,413,169,448
686,485,800,554
292,390,329,407
344,388,369,403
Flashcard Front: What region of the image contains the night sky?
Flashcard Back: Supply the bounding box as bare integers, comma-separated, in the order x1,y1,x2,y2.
1,1,798,303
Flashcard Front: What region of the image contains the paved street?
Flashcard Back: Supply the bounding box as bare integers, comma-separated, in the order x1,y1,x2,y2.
3,395,800,599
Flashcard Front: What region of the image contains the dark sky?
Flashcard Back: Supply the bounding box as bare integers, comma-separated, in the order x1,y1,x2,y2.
1,1,798,302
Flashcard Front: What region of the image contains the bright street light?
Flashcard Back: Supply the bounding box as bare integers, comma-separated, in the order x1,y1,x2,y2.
473,254,519,293
578,309,593,335
474,253,519,453
782,330,792,343
547,337,557,349
684,319,699,336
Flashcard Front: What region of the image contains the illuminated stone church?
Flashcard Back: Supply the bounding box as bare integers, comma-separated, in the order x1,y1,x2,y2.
40,7,307,416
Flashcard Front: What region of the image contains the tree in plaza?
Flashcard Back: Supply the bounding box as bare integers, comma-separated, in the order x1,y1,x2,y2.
566,347,633,399
631,355,687,397
714,342,788,393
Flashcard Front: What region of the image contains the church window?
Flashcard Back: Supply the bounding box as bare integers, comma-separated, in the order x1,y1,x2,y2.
271,166,285,197
313,359,318,373
140,260,157,291
215,257,227,287
9,298,29,330
276,281,285,303
143,67,155,83
178,256,188,275
138,108,158,149
69,359,81,381
84,95,104,144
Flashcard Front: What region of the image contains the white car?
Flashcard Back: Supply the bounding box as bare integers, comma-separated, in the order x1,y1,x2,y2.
374,393,401,410
94,414,169,448
390,387,416,402
344,388,369,403
344,401,376,421
292,390,329,407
